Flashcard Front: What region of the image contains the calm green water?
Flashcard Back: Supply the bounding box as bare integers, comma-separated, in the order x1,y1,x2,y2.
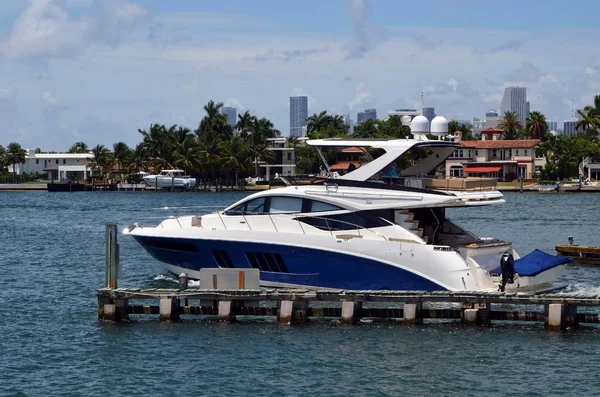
1,191,600,396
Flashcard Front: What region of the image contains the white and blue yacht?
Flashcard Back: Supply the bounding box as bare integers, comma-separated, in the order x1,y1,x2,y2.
126,117,569,292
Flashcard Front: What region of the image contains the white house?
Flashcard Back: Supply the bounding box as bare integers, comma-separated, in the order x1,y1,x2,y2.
12,149,93,181
259,137,308,180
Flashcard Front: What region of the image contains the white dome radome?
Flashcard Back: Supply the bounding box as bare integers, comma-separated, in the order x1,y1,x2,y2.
410,115,429,134
430,116,449,135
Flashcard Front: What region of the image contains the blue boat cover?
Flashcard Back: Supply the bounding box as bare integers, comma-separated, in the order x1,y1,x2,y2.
491,249,571,277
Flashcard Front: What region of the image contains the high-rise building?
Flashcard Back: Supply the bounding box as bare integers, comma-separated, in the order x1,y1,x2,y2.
546,120,558,132
525,101,530,123
221,107,237,127
357,108,377,124
422,107,436,122
564,119,577,137
485,110,499,118
290,96,308,137
343,113,355,133
500,86,527,125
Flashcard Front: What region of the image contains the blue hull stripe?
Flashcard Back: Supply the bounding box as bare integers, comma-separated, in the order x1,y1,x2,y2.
133,236,446,291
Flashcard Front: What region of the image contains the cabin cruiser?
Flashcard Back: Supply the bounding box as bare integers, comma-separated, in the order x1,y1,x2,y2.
143,169,196,189
127,123,568,292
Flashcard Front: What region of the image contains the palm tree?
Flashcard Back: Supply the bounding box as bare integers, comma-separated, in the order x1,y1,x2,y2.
68,142,89,153
236,111,256,141
306,111,330,134
525,111,548,140
499,111,523,140
6,142,26,174
128,143,148,175
88,144,113,183
112,142,131,174
352,119,378,138
219,135,249,187
203,100,224,120
172,133,203,174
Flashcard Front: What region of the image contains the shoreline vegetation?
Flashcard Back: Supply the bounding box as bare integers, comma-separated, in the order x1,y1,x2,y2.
1,97,600,185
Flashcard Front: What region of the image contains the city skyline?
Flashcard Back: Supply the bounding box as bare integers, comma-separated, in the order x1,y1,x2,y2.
1,0,600,148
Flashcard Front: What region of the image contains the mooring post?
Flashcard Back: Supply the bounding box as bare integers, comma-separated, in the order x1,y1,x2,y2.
546,303,578,331
105,224,119,289
159,297,180,322
218,301,235,322
340,301,362,326
461,302,490,326
278,300,309,324
403,299,423,325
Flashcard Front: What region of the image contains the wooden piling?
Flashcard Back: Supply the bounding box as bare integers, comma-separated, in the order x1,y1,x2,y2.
104,224,119,289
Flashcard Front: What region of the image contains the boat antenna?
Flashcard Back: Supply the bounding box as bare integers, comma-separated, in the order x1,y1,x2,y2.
420,91,424,115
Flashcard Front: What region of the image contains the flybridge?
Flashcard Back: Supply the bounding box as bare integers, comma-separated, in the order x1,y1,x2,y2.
306,138,460,182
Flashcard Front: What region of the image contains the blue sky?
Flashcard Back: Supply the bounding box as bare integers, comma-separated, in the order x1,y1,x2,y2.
1,0,599,150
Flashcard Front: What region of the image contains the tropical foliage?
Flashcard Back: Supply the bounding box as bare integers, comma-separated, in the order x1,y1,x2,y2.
499,111,524,140
525,111,548,140
81,100,280,184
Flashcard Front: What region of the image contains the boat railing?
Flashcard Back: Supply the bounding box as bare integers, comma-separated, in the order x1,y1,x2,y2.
213,211,388,240
403,176,497,192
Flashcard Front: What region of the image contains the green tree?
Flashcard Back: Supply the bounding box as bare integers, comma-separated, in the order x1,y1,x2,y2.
128,143,148,174
88,144,114,183
306,111,330,134
236,111,256,141
6,142,26,173
377,115,411,139
352,119,378,138
219,135,249,186
0,145,7,172
448,120,475,141
499,111,523,140
68,142,89,153
525,111,548,140
112,142,131,172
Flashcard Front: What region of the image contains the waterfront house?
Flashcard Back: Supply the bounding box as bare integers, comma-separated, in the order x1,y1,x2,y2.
329,147,364,174
582,157,600,180
259,137,308,180
445,128,545,181
11,149,92,181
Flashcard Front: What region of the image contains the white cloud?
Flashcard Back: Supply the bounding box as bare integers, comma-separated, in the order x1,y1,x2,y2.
224,98,245,111
290,87,318,109
348,82,373,110
0,0,148,60
42,91,58,104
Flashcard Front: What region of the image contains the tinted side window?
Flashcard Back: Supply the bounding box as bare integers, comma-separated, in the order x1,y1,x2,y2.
270,197,303,214
309,200,341,213
226,197,266,215
298,211,390,231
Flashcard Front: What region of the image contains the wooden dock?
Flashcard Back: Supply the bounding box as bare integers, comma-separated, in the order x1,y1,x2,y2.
97,287,600,330
556,244,600,264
